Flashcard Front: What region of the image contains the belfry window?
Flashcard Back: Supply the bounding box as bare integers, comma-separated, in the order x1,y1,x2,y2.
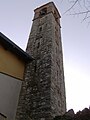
40,8,47,16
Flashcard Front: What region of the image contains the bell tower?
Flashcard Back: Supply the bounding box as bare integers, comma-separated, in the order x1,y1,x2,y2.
16,2,66,120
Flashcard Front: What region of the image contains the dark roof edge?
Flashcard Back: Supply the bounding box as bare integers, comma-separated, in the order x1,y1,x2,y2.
0,32,33,62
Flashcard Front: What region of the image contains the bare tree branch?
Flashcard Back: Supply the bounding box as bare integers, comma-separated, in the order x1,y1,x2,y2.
69,10,90,15
64,0,79,14
63,0,90,23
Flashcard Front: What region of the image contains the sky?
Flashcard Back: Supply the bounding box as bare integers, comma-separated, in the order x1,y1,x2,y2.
0,0,90,113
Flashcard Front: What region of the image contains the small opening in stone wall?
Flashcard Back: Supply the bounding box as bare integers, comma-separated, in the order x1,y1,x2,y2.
37,42,40,48
39,26,42,32
57,88,60,94
58,101,60,107
34,60,37,72
56,47,57,53
57,70,58,77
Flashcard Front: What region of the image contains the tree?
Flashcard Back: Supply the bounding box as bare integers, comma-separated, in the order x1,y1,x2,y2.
64,0,90,23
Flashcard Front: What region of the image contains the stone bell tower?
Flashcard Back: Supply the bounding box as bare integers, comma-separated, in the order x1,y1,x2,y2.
16,2,66,120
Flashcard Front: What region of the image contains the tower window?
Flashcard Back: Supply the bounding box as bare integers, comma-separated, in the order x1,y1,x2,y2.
40,8,47,16
56,47,57,53
34,60,37,72
39,26,42,31
37,42,40,48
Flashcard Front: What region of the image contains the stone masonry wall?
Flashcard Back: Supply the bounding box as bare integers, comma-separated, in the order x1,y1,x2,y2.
15,2,66,120
50,13,66,118
25,13,54,120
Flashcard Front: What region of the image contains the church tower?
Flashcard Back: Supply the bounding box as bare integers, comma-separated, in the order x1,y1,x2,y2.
16,2,66,120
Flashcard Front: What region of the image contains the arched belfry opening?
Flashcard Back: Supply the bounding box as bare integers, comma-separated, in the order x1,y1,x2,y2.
39,8,47,16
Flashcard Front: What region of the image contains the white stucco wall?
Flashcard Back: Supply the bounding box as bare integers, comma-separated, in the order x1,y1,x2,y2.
0,73,22,120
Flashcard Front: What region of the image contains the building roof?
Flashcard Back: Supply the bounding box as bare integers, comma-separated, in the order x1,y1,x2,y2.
0,32,33,62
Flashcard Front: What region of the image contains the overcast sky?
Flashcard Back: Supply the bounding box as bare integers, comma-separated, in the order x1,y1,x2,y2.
0,0,90,113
